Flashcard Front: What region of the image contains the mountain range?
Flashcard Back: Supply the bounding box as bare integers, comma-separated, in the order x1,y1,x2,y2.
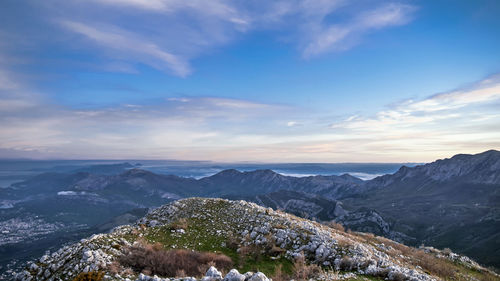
0,150,499,275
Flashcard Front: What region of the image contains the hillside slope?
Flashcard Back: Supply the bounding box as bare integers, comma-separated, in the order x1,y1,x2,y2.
345,150,500,266
13,198,498,281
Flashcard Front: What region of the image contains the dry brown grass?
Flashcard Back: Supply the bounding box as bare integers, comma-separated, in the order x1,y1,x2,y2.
119,241,232,277
175,269,187,278
477,273,500,281
131,228,140,236
170,218,189,230
238,244,263,263
292,254,323,281
352,232,461,279
271,264,289,281
336,237,353,249
107,261,121,275
325,221,345,232
411,249,456,278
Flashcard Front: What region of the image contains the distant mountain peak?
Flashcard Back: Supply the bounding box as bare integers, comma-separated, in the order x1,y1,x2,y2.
211,169,242,177
245,169,279,176
339,173,364,182
121,168,154,177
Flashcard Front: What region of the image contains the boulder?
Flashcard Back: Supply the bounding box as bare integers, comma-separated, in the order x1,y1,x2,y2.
202,266,223,281
223,269,245,281
248,272,269,281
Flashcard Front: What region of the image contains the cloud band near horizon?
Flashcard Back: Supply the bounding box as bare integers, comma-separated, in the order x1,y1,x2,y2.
0,74,499,162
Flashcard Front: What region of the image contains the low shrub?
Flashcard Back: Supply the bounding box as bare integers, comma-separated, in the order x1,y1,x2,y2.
338,257,355,271
292,254,323,281
442,248,452,255
225,235,240,250
269,245,286,256
72,271,104,281
390,271,407,281
372,267,391,278
119,241,233,277
238,244,263,262
170,218,189,230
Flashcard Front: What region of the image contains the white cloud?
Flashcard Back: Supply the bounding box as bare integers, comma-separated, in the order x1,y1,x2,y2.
60,20,191,77
0,90,295,159
313,75,500,161
355,3,415,28
1,71,499,162
2,74,499,162
38,1,417,76
303,3,416,57
202,97,272,109
331,75,500,131
93,0,170,11
93,0,246,23
287,121,304,127
407,78,500,112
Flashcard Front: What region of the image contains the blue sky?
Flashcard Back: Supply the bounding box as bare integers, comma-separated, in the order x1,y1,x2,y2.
0,0,499,162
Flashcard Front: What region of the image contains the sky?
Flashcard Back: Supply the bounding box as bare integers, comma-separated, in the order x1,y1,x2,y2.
0,0,499,162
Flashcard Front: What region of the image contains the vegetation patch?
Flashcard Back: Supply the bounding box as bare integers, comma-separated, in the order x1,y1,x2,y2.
72,271,104,281
118,240,233,277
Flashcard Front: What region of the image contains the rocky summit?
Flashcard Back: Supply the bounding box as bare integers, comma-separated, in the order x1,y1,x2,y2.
13,198,498,281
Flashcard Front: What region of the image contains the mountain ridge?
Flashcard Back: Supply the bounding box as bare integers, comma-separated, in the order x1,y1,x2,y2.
1,149,499,274
12,198,499,281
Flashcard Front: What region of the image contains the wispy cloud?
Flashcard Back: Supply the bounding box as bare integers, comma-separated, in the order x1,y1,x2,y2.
0,86,295,159
406,76,500,112
0,0,416,77
92,0,248,26
1,74,499,161
331,74,500,131
303,3,416,57
315,74,500,161
60,20,191,77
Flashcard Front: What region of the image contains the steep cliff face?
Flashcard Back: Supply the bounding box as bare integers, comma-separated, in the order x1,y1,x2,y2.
12,198,497,281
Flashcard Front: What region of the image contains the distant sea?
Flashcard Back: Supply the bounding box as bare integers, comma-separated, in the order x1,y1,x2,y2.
0,159,419,188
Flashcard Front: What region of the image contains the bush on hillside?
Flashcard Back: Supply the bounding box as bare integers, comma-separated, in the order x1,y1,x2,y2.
292,254,323,281
72,271,104,281
119,241,233,277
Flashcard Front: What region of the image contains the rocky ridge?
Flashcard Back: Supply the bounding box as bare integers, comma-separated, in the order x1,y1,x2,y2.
13,198,497,281
366,150,500,188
